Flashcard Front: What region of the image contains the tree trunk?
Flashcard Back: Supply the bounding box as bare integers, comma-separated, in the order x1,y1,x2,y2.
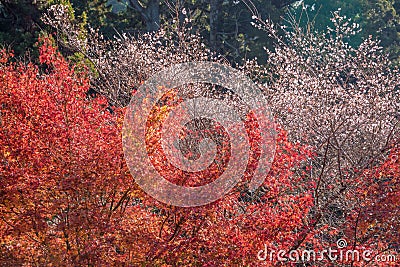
209,0,223,53
128,0,160,32
145,0,160,32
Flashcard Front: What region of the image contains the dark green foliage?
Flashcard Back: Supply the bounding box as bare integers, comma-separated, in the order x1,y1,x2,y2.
213,0,287,62
363,0,400,63
1,0,399,65
70,0,111,29
0,0,45,57
0,0,76,58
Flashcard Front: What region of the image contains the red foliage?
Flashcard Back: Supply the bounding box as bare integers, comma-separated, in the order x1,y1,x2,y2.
1,39,397,266
341,144,400,266
0,38,144,265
